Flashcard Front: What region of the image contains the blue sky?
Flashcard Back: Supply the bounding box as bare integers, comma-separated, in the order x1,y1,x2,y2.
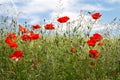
0,0,120,24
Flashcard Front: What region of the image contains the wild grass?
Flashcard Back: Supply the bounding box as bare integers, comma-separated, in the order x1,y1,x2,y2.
0,33,120,80
0,3,120,79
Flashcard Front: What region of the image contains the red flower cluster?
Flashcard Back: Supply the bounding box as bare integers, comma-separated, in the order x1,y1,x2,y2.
5,33,23,61
44,23,55,30
87,33,103,59
6,33,17,40
89,49,99,59
57,16,70,23
20,32,42,41
5,24,43,61
32,24,41,30
5,33,18,48
30,32,41,40
87,33,103,47
19,25,42,41
92,12,101,20
87,39,96,47
20,35,30,41
90,33,103,42
9,50,23,61
8,41,18,48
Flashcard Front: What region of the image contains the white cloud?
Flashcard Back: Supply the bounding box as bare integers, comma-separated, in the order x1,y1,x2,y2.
20,0,56,14
78,4,112,11
0,0,9,4
0,0,25,4
0,0,111,25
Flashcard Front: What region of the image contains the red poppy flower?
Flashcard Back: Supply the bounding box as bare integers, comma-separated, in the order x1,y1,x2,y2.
19,25,28,33
9,50,23,61
87,39,96,47
30,33,42,40
91,33,103,42
8,42,18,48
92,12,101,20
57,16,70,23
20,35,31,41
20,32,42,41
6,33,17,40
70,47,76,53
89,49,99,59
5,37,12,44
44,23,55,30
32,24,42,30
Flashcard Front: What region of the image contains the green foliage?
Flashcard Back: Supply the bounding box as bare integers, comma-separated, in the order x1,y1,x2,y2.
0,7,120,80
0,35,120,80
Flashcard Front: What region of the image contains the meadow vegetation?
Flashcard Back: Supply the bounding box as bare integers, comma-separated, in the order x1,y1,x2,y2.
0,9,120,80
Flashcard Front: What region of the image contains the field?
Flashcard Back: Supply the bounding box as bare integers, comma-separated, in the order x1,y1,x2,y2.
0,11,120,80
